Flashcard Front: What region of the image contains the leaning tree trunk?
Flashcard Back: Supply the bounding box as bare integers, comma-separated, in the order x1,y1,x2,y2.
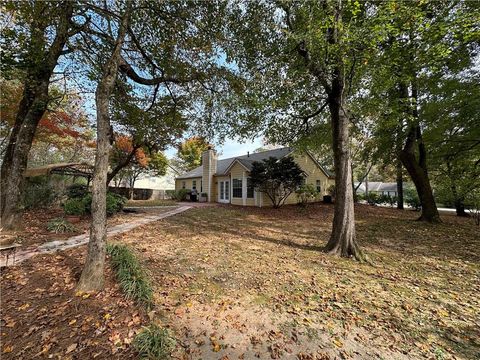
0,2,73,229
396,159,404,210
324,94,363,261
400,125,441,223
77,4,131,292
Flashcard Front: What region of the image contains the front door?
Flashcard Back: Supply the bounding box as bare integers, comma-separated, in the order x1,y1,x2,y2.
218,180,230,203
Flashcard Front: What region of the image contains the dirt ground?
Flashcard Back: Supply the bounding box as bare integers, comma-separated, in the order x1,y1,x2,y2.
1,203,479,359
110,203,479,360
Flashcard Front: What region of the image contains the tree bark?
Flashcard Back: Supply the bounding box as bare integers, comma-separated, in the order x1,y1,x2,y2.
324,94,363,260
77,3,131,292
1,2,73,229
400,125,441,222
398,81,440,223
396,159,404,210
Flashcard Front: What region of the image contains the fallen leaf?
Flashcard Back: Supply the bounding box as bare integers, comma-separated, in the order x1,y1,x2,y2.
66,343,77,353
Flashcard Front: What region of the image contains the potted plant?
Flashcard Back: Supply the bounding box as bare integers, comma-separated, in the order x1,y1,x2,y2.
199,193,208,202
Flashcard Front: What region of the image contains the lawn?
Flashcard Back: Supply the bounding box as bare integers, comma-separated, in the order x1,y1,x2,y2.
1,203,478,359
109,203,479,359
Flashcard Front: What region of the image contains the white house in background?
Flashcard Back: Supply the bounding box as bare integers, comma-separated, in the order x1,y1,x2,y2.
134,167,176,190
355,182,402,197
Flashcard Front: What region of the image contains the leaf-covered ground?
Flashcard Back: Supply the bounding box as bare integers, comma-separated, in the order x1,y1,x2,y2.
0,247,147,359
111,203,479,359
1,203,478,359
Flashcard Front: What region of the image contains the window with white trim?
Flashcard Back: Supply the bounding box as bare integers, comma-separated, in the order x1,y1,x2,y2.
316,180,321,193
192,180,197,189
232,178,242,198
182,181,186,189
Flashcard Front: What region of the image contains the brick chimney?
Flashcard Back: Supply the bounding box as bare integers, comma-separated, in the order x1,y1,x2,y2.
202,145,217,202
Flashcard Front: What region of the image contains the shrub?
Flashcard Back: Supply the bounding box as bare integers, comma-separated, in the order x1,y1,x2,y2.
106,192,127,215
106,243,153,307
165,190,176,199
47,218,77,233
133,324,176,360
23,178,57,209
296,184,319,206
63,198,87,215
173,189,189,201
74,192,127,216
367,192,379,205
404,188,421,211
66,183,88,199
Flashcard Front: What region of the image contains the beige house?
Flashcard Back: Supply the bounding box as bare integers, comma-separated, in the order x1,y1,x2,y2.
175,147,335,207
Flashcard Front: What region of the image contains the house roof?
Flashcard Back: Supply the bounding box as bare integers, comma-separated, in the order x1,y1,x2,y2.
176,147,334,179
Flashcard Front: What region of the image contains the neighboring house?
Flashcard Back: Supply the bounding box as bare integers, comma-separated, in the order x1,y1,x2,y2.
134,167,176,190
175,146,335,207
355,182,402,197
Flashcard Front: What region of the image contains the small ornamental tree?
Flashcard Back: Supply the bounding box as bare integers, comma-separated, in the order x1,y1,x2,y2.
249,156,304,208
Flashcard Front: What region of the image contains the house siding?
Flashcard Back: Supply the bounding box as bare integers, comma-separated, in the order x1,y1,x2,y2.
175,177,202,192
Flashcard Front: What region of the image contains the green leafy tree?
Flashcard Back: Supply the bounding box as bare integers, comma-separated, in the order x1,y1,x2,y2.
249,156,304,208
174,137,210,172
0,1,85,229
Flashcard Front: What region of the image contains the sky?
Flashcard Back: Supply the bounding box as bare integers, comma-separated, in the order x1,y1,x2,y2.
164,136,264,160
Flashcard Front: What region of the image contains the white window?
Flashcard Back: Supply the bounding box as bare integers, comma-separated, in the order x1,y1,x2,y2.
232,179,242,198
316,180,321,192
192,180,197,189
182,181,186,189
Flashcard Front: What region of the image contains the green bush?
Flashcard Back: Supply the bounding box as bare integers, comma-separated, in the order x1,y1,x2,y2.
47,218,77,233
63,198,87,215
367,192,379,205
67,192,127,216
172,189,189,201
296,184,319,206
66,183,89,199
133,324,176,360
106,243,153,307
165,190,176,199
404,188,421,211
23,177,57,209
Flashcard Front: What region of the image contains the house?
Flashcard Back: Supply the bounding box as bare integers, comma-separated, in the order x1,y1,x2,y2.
355,182,401,197
174,146,335,207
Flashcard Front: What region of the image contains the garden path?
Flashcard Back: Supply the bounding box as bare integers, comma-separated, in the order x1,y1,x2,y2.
0,205,191,267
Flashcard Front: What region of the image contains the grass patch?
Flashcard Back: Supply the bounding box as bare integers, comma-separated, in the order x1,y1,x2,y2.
107,243,153,307
133,324,176,360
46,217,77,233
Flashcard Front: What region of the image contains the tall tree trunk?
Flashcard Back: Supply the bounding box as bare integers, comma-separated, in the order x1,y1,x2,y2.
324,92,363,260
398,82,440,222
400,125,440,222
77,3,131,292
0,2,73,229
396,159,404,210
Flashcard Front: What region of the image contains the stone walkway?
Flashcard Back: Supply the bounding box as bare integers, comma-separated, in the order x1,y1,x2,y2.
1,205,192,267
